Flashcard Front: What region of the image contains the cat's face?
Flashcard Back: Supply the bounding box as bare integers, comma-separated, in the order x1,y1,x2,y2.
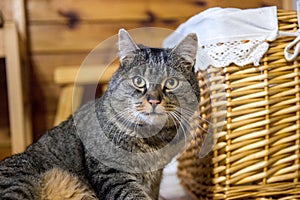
107,29,199,134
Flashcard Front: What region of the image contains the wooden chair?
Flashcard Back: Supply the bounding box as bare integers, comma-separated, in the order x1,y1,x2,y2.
53,64,118,126
0,20,32,154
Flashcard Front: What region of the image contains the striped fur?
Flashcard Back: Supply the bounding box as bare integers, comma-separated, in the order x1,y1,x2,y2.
0,30,199,200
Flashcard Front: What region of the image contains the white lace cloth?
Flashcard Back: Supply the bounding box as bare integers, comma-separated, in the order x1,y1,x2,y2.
163,6,300,70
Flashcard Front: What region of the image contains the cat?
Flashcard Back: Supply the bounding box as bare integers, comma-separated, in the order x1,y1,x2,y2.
0,29,199,200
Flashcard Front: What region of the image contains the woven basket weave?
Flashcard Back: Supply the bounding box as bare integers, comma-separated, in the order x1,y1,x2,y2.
178,9,300,199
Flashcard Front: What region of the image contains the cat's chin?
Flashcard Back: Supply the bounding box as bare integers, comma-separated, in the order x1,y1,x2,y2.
140,112,168,126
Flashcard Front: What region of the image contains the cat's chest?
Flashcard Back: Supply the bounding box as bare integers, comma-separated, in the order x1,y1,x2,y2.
137,170,162,198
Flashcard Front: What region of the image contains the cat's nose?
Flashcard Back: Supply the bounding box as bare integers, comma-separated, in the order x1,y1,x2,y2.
147,93,162,107
147,85,163,107
148,99,161,105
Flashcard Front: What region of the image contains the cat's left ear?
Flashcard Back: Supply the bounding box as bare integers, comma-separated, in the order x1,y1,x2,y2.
171,33,198,67
118,29,140,64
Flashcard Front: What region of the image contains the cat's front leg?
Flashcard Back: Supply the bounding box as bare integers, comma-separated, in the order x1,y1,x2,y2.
0,153,41,200
90,172,153,200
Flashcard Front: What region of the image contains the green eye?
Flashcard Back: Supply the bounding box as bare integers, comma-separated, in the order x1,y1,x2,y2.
132,76,146,88
165,78,179,90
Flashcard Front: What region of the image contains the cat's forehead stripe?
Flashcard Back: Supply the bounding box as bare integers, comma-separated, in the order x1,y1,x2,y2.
144,50,168,78
144,48,168,70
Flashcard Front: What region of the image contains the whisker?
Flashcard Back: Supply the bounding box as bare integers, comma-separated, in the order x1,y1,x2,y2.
180,108,213,125
170,110,199,147
172,113,196,145
114,113,141,144
176,110,210,142
169,112,187,148
179,109,213,140
101,108,139,143
105,108,131,124
171,109,211,152
174,112,203,155
166,113,181,139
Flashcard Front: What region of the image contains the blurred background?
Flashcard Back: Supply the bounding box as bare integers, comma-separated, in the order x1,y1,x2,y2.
0,0,295,159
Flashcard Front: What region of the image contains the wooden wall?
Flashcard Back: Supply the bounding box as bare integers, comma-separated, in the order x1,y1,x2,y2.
1,0,284,144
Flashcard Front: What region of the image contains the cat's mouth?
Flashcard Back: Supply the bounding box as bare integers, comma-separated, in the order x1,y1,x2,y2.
135,110,167,126
145,112,164,115
141,111,165,120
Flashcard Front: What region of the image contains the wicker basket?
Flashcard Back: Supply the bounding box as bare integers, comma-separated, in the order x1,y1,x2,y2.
178,9,300,199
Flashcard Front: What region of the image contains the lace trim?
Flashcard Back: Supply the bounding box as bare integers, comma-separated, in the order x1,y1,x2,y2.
196,39,269,70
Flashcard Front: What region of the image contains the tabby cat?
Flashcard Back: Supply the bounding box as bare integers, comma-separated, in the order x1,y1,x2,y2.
0,29,199,200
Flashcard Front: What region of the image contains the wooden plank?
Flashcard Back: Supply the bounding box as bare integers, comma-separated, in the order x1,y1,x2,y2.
53,62,119,126
27,0,204,23
4,22,28,154
28,1,283,54
54,63,119,85
149,0,204,19
12,0,27,42
27,0,148,22
29,22,180,53
205,0,282,8
29,23,135,53
31,53,90,83
0,0,13,21
1,1,30,80
31,53,119,87
12,0,32,150
0,0,32,150
27,0,283,23
0,30,5,58
53,85,86,126
282,0,294,10
263,0,283,7
54,85,77,126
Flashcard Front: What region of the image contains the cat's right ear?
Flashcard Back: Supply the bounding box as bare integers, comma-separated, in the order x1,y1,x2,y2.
171,33,198,67
118,29,139,64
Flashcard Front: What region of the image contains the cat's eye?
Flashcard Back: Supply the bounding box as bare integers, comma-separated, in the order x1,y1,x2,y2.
132,76,146,88
164,78,179,90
